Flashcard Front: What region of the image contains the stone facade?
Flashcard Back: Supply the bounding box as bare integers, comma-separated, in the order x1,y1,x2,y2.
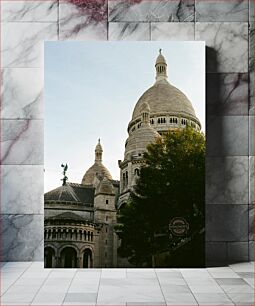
44,141,119,268
118,51,201,208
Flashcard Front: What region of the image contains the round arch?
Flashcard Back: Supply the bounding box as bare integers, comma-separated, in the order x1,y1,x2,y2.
80,245,94,268
44,246,56,268
58,243,80,257
59,246,78,268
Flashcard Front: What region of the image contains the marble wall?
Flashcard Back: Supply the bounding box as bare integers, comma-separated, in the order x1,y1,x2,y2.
1,0,254,265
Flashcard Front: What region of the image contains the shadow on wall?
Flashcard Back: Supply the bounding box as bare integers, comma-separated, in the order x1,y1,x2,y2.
205,46,226,267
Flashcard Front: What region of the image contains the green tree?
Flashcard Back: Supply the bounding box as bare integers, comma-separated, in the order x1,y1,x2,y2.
116,127,205,267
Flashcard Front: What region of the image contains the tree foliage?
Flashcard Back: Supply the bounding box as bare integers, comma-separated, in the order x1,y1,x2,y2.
115,127,205,267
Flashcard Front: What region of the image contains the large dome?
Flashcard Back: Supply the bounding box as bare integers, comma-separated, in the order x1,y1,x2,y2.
132,78,196,120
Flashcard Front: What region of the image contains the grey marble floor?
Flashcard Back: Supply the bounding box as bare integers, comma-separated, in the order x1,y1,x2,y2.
0,261,254,305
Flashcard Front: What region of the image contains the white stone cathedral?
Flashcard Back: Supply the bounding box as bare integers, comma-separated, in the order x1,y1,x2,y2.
44,50,201,268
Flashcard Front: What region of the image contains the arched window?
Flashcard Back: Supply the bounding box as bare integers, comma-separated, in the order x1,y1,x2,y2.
134,168,140,176
44,247,55,268
158,118,160,124
60,247,77,268
125,171,128,185
83,249,93,268
123,173,125,187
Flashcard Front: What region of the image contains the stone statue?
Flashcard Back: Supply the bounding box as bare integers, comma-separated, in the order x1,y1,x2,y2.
61,163,68,186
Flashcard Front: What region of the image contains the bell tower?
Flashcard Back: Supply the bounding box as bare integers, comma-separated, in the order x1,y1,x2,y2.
155,49,168,81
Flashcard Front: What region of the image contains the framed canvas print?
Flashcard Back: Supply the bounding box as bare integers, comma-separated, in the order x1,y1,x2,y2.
44,41,205,268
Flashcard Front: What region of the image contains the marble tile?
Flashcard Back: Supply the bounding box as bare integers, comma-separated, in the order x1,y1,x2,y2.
206,204,249,242
192,292,234,305
206,73,248,116
1,0,58,22
127,269,157,278
207,267,240,279
218,284,253,294
206,116,248,156
157,277,186,286
64,293,97,303
196,0,248,22
108,0,195,22
249,157,254,205
227,242,249,263
108,22,150,40
1,165,43,214
206,157,248,205
31,291,66,305
230,261,254,272
0,214,43,261
96,284,128,304
59,1,107,40
249,116,254,155
249,241,254,261
237,272,254,278
0,119,44,165
151,22,194,40
125,284,165,303
48,270,76,279
249,25,254,114
250,0,254,21
101,268,126,278
196,22,248,73
1,22,57,68
188,283,224,294
1,285,39,304
227,292,254,305
1,68,43,119
180,269,211,279
243,273,255,287
206,242,227,266
249,68,254,115
127,303,166,306
69,279,99,293
162,293,198,305
249,204,254,241
160,284,191,293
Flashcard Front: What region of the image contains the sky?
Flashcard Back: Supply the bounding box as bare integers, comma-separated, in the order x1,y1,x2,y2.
45,41,205,192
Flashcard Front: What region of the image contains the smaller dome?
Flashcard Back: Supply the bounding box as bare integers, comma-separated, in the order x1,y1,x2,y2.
156,53,166,65
95,139,103,153
81,140,113,185
155,49,167,65
82,163,112,185
125,123,160,159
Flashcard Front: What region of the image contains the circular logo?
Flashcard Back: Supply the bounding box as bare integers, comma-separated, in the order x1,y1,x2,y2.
169,217,189,236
